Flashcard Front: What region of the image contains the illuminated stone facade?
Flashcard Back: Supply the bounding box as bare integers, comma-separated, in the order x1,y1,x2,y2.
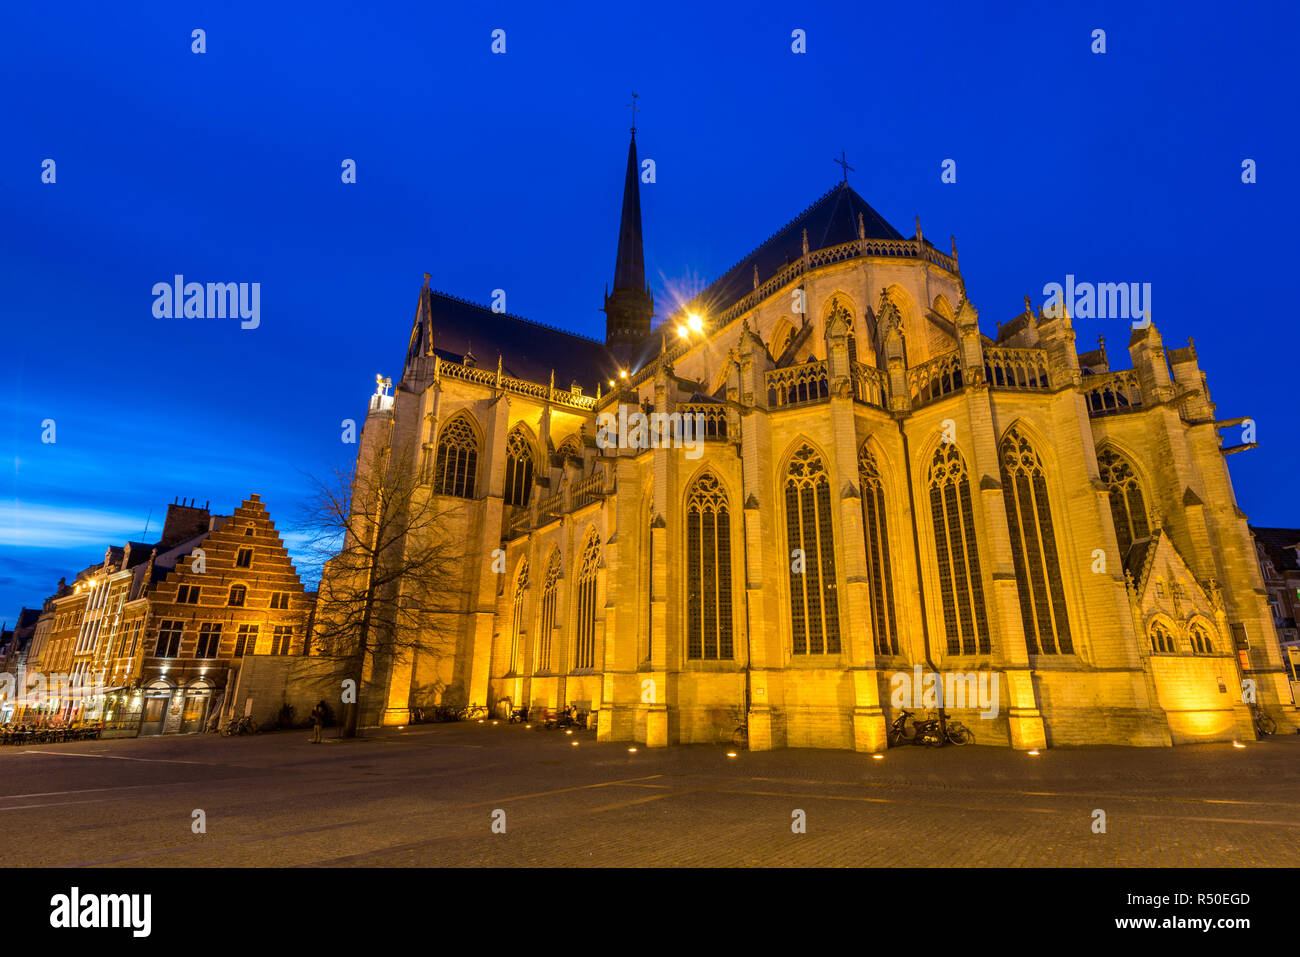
338,134,1297,749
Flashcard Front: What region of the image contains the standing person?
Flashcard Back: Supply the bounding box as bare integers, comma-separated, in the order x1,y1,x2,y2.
311,701,325,743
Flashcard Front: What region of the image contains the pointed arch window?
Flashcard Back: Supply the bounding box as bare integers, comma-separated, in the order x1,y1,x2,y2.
1097,448,1150,556
535,552,560,674
504,429,535,507
1190,622,1214,654
508,560,528,674
1001,428,1073,655
785,445,840,655
1150,621,1175,654
575,533,600,669
555,436,581,462
928,444,990,655
859,447,898,656
685,473,734,660
433,415,479,498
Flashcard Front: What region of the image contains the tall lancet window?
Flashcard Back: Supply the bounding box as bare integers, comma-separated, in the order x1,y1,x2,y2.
574,532,600,670
1000,428,1073,655
536,551,560,674
928,443,990,655
685,472,734,660
433,414,479,498
1096,447,1150,556
503,429,535,508
508,559,528,674
785,445,841,655
859,447,898,656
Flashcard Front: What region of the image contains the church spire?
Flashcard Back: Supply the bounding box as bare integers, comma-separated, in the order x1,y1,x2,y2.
604,116,654,366
613,132,647,294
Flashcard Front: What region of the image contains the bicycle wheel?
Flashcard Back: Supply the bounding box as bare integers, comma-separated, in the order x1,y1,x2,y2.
731,725,748,749
950,726,974,745
1258,713,1276,735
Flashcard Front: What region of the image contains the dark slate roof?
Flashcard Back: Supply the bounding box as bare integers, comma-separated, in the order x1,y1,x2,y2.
411,288,619,391
1252,526,1300,572
685,182,904,322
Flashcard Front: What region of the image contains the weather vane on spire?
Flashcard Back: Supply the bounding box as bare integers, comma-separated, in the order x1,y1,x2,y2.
833,150,854,183
628,91,640,134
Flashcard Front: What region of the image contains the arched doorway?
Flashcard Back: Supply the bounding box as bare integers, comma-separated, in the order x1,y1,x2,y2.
180,679,213,734
140,680,173,737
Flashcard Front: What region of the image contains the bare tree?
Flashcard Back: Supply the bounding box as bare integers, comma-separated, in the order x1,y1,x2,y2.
297,452,466,738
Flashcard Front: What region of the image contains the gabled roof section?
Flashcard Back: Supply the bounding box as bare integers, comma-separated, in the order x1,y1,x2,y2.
405,283,618,392
688,182,904,322
1126,530,1213,612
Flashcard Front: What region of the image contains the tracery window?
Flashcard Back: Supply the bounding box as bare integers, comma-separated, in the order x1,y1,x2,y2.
1150,621,1176,654
929,443,990,655
685,473,734,660
433,414,479,498
509,559,528,674
535,552,560,674
1000,428,1073,655
785,445,840,655
859,447,899,656
1097,448,1150,556
575,532,600,669
1190,622,1214,654
504,429,534,507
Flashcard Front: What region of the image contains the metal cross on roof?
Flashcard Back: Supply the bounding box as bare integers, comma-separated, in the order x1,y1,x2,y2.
628,92,640,134
833,150,854,183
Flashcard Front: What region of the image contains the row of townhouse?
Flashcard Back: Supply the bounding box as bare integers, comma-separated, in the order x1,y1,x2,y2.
2,495,316,735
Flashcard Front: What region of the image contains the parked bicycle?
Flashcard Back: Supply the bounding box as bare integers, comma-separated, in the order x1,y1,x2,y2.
222,715,258,736
888,708,973,747
1251,705,1276,737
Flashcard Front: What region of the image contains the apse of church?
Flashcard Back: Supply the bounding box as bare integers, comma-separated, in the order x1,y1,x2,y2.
334,130,1297,750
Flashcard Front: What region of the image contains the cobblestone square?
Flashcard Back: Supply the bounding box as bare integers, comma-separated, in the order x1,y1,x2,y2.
4,723,1298,867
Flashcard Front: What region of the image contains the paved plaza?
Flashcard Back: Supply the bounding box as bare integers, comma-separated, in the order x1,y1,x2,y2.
2,722,1298,867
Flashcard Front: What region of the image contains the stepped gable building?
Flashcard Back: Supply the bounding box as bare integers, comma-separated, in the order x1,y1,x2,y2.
337,129,1297,749
18,496,313,734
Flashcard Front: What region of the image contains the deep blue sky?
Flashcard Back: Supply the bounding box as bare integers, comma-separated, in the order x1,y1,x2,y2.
2,1,1297,619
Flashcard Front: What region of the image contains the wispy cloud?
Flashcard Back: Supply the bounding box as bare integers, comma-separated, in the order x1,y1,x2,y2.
0,500,147,549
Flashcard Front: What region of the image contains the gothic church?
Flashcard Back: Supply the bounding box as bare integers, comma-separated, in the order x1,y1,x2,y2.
333,130,1297,750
